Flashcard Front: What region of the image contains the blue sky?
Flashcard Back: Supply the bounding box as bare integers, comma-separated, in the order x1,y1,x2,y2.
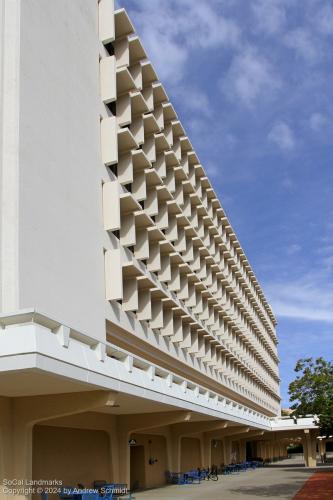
117,0,333,407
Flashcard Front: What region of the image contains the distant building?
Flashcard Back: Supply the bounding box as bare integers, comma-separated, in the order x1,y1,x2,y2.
282,408,294,416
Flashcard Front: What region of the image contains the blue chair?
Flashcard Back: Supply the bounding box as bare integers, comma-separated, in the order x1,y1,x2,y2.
165,472,185,485
185,470,201,484
222,465,230,475
103,484,131,499
59,487,77,500
81,494,100,500
229,464,238,474
198,468,209,480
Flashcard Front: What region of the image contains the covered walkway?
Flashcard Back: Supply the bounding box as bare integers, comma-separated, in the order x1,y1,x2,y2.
134,455,333,500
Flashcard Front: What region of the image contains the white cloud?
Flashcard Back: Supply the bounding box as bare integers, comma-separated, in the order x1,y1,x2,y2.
316,241,333,272
141,30,187,83
184,1,240,49
224,133,238,149
286,243,301,255
284,28,320,63
281,177,294,189
125,0,240,83
322,255,333,271
205,163,220,179
173,86,212,117
266,274,333,322
314,3,333,35
317,243,333,256
268,121,295,150
309,112,328,131
220,48,281,107
252,0,287,35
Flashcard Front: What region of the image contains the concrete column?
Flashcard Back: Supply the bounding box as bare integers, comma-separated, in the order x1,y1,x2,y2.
257,441,263,458
262,442,268,460
201,434,212,468
0,421,32,500
169,433,181,472
13,420,33,500
164,428,172,472
239,440,246,462
303,430,317,467
318,439,325,457
0,397,13,499
0,399,29,500
259,441,264,458
263,442,268,459
272,442,278,460
302,436,308,463
108,425,120,481
0,398,12,499
266,442,270,459
115,430,130,485
269,442,274,460
223,438,232,465
275,443,279,458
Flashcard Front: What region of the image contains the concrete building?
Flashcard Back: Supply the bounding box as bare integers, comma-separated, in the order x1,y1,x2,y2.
0,1,318,497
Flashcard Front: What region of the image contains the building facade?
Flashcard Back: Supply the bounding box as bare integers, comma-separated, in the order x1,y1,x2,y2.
0,1,317,497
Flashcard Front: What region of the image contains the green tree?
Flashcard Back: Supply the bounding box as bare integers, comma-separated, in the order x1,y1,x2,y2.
288,357,333,435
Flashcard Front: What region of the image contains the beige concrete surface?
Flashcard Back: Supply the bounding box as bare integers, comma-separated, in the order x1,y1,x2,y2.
133,455,333,500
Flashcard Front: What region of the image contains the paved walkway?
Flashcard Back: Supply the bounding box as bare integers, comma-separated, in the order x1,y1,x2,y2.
133,455,333,500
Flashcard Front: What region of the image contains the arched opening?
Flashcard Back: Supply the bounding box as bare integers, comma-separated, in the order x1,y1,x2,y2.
33,425,111,491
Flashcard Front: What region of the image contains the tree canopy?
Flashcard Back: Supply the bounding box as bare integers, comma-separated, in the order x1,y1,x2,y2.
288,357,333,435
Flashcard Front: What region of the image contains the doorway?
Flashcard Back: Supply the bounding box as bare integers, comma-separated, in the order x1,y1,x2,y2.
130,445,145,491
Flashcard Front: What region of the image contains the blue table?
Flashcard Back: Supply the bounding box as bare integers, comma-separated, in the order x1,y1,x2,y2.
58,488,103,500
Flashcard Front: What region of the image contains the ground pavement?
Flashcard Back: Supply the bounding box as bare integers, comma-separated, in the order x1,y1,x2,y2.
133,454,333,500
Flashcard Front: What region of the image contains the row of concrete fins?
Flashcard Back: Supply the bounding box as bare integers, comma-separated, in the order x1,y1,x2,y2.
98,3,279,413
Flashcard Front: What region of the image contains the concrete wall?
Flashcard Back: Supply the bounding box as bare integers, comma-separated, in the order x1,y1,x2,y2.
0,0,21,313
0,0,106,341
33,426,111,491
0,0,4,312
180,437,201,471
17,0,105,339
